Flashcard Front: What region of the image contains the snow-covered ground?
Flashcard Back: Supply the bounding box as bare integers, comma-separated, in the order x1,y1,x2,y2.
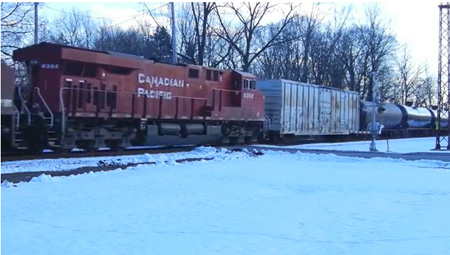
1,137,448,174
259,136,450,154
1,147,230,174
2,138,450,255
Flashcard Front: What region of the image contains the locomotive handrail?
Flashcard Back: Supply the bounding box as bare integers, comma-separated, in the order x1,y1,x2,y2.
212,88,243,93
173,95,208,100
264,114,271,132
212,87,242,110
59,87,66,144
13,104,20,129
17,86,31,125
34,87,54,128
59,86,210,118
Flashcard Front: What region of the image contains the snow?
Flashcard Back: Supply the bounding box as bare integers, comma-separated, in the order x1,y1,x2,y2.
0,146,235,174
259,137,450,154
1,137,448,175
2,138,450,254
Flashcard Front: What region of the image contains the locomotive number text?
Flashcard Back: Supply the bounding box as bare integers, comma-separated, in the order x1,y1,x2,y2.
243,93,254,99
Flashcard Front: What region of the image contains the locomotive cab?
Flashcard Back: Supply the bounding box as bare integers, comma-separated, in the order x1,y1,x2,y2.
11,43,62,152
229,71,258,108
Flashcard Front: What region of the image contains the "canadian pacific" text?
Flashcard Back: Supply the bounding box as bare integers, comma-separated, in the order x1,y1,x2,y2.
138,73,185,88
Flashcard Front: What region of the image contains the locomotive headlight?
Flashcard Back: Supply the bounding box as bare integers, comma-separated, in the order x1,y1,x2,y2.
1,126,11,134
1,99,12,107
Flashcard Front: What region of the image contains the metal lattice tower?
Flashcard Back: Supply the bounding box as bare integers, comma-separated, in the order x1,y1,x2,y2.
436,3,450,150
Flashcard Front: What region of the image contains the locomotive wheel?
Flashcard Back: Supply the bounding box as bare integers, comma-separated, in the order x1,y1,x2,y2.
79,140,95,152
228,137,240,145
27,147,44,155
54,147,72,154
106,140,124,151
244,136,258,144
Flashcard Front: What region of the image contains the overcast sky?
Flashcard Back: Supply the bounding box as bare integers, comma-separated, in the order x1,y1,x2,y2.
39,1,442,76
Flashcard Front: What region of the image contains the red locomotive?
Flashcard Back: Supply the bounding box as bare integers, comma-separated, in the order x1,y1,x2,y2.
10,43,265,151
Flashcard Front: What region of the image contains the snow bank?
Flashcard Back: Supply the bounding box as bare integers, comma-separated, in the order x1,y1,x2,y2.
2,149,450,255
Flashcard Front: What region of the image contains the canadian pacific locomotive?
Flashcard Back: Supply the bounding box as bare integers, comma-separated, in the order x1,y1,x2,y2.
4,42,264,153
1,42,449,154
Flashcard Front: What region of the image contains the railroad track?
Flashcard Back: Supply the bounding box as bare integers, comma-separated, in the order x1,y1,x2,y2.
2,144,448,184
1,148,264,184
0,146,199,162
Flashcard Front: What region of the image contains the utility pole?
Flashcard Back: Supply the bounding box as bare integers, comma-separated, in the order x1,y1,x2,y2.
369,72,378,152
34,2,39,44
436,3,450,150
170,2,176,64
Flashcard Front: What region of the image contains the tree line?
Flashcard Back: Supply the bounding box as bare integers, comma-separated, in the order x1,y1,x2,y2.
1,2,436,106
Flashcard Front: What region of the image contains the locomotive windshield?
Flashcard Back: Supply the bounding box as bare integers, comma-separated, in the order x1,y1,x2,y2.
243,79,256,90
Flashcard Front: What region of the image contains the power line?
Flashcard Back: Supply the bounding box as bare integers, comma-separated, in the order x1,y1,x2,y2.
43,5,115,20
42,3,170,30
102,3,170,30
143,3,167,28
100,12,148,29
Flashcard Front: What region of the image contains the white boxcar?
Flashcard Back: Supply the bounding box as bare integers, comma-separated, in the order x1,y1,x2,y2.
257,79,360,136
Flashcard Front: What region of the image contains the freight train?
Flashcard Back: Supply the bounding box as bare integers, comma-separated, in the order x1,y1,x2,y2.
1,43,448,154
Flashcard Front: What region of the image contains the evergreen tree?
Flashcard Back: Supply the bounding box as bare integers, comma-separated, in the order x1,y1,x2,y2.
148,26,172,63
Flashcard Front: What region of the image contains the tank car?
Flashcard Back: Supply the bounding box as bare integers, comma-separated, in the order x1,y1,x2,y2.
362,102,403,129
362,101,437,136
401,105,434,128
10,42,265,152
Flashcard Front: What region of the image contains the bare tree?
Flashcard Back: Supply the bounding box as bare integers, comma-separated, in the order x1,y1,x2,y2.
362,4,397,101
213,2,296,72
49,8,99,48
258,13,319,82
298,5,323,82
191,2,215,66
256,4,351,86
337,26,365,91
256,18,304,80
177,2,248,68
308,6,350,87
375,64,396,103
177,2,217,66
413,70,435,107
395,46,426,104
1,2,34,60
177,3,197,64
